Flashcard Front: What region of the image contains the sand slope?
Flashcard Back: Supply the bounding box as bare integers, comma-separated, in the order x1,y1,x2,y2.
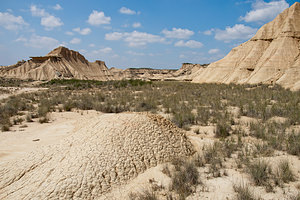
0,112,194,199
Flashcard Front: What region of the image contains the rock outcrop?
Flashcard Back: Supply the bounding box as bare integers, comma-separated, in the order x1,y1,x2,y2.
0,113,194,199
192,2,300,90
173,63,208,81
0,47,114,81
110,67,177,81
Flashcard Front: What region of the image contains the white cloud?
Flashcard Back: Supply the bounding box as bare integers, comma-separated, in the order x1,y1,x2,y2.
125,31,165,47
53,4,63,11
241,0,289,22
208,48,220,54
99,47,112,53
203,29,214,35
105,31,165,47
87,10,111,26
174,40,203,48
105,32,124,40
41,15,63,30
132,22,141,28
30,5,63,30
65,31,74,36
119,7,139,15
30,5,47,17
0,12,28,30
162,28,194,39
89,43,95,47
90,47,113,57
16,34,59,49
215,24,257,42
70,37,81,44
73,27,91,35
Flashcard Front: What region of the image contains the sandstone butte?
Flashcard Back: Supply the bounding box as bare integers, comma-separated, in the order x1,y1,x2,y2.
192,2,300,91
0,46,115,81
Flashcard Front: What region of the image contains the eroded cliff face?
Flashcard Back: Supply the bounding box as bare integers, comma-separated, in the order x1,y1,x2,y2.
110,67,177,81
192,2,300,90
0,47,114,81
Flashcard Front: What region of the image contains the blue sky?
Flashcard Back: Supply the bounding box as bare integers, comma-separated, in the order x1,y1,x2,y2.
0,0,298,69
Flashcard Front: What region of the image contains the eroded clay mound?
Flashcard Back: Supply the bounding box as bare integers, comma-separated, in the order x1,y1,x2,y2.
0,113,194,199
192,2,300,90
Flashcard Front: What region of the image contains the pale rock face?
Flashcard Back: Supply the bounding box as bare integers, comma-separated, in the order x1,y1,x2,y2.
173,63,208,81
0,113,194,199
0,46,114,81
192,2,300,90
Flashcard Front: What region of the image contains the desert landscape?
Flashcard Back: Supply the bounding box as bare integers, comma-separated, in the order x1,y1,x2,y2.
0,1,300,200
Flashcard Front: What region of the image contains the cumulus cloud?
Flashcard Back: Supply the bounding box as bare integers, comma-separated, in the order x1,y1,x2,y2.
30,5,63,30
87,10,111,26
30,5,47,17
132,22,141,28
203,29,214,35
119,7,139,15
215,24,257,42
53,4,63,11
70,38,81,44
208,48,220,54
16,34,59,49
99,47,112,53
174,40,203,48
73,27,91,35
240,0,289,22
0,12,28,30
162,28,194,39
105,32,124,40
41,15,63,30
105,31,165,47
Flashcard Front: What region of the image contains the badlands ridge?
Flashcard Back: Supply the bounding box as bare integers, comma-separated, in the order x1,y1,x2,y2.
1,3,300,89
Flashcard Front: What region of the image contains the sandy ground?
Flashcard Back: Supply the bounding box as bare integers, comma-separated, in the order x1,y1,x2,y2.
0,110,101,162
0,111,299,199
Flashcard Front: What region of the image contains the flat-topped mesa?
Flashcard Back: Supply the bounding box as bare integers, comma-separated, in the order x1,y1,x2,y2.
192,2,300,90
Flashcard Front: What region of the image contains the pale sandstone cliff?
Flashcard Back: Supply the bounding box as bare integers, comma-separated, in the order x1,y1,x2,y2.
109,67,177,81
192,2,300,90
0,47,114,81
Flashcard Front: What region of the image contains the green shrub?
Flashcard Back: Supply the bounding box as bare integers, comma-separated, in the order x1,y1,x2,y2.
171,161,199,199
287,132,300,156
215,121,231,138
128,189,158,200
233,183,259,200
247,160,272,190
275,160,295,184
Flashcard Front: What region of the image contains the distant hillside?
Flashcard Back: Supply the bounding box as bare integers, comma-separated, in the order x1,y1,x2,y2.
192,2,300,90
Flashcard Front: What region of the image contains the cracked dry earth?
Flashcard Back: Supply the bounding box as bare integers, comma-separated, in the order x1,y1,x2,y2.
0,112,194,199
